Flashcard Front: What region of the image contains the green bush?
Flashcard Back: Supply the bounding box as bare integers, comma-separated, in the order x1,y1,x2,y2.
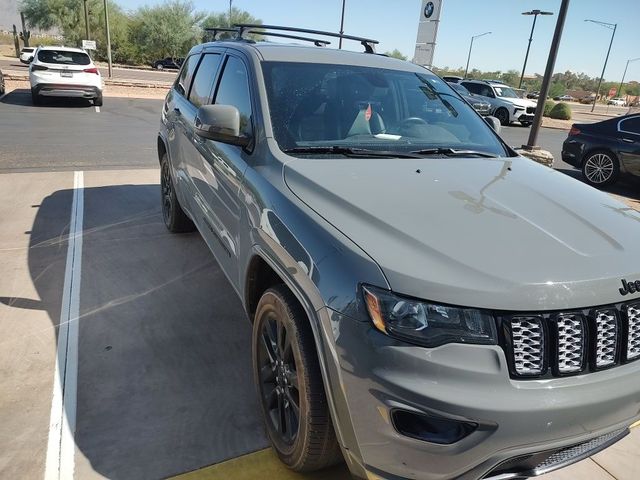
549,102,572,120
543,100,555,117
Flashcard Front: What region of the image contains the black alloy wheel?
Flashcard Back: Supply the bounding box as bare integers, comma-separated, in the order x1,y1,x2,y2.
160,154,195,232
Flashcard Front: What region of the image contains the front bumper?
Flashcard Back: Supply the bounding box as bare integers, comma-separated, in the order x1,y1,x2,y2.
516,112,535,124
33,83,101,99
320,308,640,480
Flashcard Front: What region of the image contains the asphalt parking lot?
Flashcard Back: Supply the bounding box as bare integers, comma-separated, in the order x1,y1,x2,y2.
1,90,638,480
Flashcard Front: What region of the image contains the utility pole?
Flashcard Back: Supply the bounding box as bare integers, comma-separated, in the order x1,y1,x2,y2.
585,19,617,112
617,57,640,97
104,0,113,78
12,25,20,57
228,0,232,27
83,0,90,40
338,0,346,49
525,0,570,150
464,32,491,79
519,10,553,89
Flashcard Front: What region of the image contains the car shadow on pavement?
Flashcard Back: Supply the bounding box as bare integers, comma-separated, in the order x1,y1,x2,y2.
556,168,640,202
28,184,268,479
1,88,94,108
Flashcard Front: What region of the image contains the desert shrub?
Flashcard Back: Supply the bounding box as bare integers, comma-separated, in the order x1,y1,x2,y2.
549,102,572,120
543,100,555,117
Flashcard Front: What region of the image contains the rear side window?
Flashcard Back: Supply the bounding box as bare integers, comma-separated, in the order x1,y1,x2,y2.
22,48,35,53
620,116,640,135
462,82,479,94
214,56,253,137
37,50,90,65
188,54,222,108
175,55,199,97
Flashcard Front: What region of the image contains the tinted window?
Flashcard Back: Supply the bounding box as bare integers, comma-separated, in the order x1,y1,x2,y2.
462,82,479,94
175,55,199,97
450,83,470,96
188,54,222,108
215,56,253,137
620,116,640,135
263,62,507,156
37,50,90,65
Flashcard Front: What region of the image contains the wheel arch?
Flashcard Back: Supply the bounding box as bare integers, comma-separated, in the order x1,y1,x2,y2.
157,135,168,165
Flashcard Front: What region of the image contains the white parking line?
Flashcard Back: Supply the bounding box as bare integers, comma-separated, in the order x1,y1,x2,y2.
94,106,100,113
44,171,84,480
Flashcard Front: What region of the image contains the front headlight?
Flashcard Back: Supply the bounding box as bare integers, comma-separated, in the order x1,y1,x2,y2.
363,285,497,347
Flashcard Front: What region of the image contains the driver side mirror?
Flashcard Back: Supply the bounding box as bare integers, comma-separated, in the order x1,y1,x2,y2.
194,104,250,147
485,116,501,134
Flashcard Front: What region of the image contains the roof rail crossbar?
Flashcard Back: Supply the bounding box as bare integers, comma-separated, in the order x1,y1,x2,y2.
234,23,378,53
247,30,330,47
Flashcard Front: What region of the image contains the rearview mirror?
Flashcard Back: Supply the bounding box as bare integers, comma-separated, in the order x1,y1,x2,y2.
194,104,250,147
485,116,501,134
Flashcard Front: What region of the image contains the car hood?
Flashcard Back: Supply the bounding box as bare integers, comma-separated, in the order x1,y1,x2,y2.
500,97,536,108
284,155,640,311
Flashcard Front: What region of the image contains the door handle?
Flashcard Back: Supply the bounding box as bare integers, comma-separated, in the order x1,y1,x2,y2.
622,138,635,143
174,107,181,115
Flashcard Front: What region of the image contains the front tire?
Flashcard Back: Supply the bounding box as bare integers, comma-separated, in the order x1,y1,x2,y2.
521,121,532,127
94,94,103,107
160,154,195,232
31,89,41,106
253,286,342,472
582,150,620,188
494,107,510,126
156,63,164,70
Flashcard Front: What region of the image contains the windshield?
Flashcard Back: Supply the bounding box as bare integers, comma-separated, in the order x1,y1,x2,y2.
493,86,519,98
262,62,508,157
37,50,91,65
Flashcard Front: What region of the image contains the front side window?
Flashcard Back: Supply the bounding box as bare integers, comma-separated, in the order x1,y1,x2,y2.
188,54,222,108
37,50,90,65
175,54,199,97
493,86,518,98
214,56,253,138
263,62,508,156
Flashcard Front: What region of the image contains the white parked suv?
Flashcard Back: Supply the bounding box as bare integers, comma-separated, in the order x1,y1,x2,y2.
29,46,103,106
461,79,537,126
607,97,626,107
19,47,36,64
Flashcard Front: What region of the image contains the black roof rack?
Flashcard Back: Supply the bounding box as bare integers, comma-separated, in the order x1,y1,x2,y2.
234,23,378,53
204,26,330,47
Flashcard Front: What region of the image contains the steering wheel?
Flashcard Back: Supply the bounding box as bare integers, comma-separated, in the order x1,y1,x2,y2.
400,117,429,127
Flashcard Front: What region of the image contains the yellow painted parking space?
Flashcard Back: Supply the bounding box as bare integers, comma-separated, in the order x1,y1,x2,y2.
170,449,352,480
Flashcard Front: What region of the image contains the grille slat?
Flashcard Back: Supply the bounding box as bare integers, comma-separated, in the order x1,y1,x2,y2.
505,301,640,379
595,310,618,367
556,315,585,373
627,303,640,360
510,317,544,376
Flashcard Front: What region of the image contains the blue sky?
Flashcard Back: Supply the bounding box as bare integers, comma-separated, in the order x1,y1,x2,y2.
118,0,640,82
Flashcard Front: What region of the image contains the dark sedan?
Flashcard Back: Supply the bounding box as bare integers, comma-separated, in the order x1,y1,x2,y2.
151,57,184,70
562,113,640,187
447,81,492,116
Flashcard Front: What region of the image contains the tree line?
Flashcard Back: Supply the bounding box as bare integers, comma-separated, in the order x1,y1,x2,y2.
433,66,639,97
20,0,261,65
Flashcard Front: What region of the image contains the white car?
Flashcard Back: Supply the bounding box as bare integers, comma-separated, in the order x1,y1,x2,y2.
19,47,36,64
29,46,103,106
461,80,538,126
607,97,626,106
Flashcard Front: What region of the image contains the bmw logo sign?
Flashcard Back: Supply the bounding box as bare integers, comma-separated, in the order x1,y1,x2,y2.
424,1,435,18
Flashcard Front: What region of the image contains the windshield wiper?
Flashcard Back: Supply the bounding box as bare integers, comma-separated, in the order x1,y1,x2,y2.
411,147,497,158
283,146,423,158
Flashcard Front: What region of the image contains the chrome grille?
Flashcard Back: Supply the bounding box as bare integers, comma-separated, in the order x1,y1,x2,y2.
595,310,618,367
504,300,640,379
627,303,640,360
510,317,544,375
556,315,584,373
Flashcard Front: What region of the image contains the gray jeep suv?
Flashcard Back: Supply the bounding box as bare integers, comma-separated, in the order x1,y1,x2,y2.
157,25,640,480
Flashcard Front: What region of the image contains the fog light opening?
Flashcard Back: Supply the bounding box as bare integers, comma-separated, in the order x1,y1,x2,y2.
391,409,477,445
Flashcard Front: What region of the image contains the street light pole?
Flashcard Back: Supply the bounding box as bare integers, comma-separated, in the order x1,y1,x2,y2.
338,0,346,49
104,0,112,78
519,10,554,89
585,19,617,112
464,31,491,79
525,0,570,150
228,0,232,27
617,57,640,97
83,0,90,40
